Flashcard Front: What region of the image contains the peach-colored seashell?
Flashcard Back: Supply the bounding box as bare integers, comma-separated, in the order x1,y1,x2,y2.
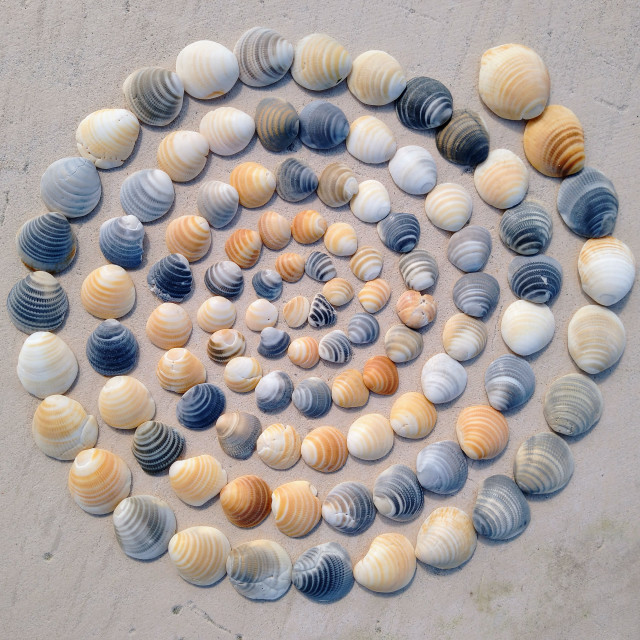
317,162,359,207
424,182,473,232
197,296,236,332
146,303,192,349
473,149,529,209
347,50,406,106
169,454,227,506
80,264,135,319
156,348,206,393
346,115,396,164
322,278,355,307
324,222,358,257
271,480,321,537
157,130,209,182
165,215,211,262
207,328,246,363
257,210,291,250
350,245,383,281
98,375,155,429
220,475,271,528
301,426,348,473
223,356,262,392
354,533,416,593
282,296,310,329
396,290,437,329
275,252,306,282
256,423,302,470
288,336,319,369
362,356,399,395
456,404,509,460
245,298,278,332
358,278,391,313
332,369,370,408
442,313,488,361
291,209,327,244
390,391,437,439
347,413,394,460
229,161,276,208
225,228,262,269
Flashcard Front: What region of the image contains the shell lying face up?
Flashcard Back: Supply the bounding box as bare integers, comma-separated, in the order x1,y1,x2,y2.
323,278,355,307
456,405,509,460
421,353,468,404
229,162,276,208
255,371,294,413
484,354,535,412
234,27,294,87
346,115,396,164
399,250,439,291
208,328,246,364
216,411,261,459
305,251,337,282
349,246,383,282
169,455,227,506
416,440,467,495
436,110,489,166
508,255,563,304
147,254,194,303
293,542,353,603
220,475,271,528
176,383,226,430
301,426,348,473
272,480,322,537
132,420,185,473
257,423,301,470
501,300,555,356
40,157,101,218
354,534,416,594
447,225,492,273
197,296,236,333
146,303,192,349
98,375,155,429
332,369,369,409
473,148,529,209
257,327,290,359
389,145,437,195
204,260,244,298
283,296,311,328
319,330,352,364
81,265,136,319
165,215,211,262
373,464,424,522
442,313,488,361
275,252,306,283
86,319,138,377
317,162,359,207
275,158,318,203
322,482,376,535
452,273,500,319
120,168,175,223
299,100,349,150
473,475,530,540
424,182,472,232
347,312,380,346
255,97,300,152
156,348,206,393
292,377,331,418
123,66,184,126
390,392,437,439
348,50,406,106
308,293,337,329
349,179,391,223
99,216,144,269
199,107,255,156
197,181,239,229
363,356,399,395
395,76,453,130
347,413,394,461
157,130,209,182
358,278,391,313
245,298,278,332
291,209,327,244
223,357,262,393
291,33,352,91
544,373,603,436
385,324,423,364
499,199,553,255
324,222,358,257
16,212,76,273
225,228,262,269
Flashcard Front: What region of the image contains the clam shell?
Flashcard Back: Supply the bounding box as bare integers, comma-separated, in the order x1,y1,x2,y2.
473,475,530,540
424,182,473,232
168,526,230,586
208,328,246,364
16,212,76,273
157,130,209,182
165,215,211,262
317,162,359,207
322,481,376,535
508,255,563,303
447,225,492,272
323,278,354,307
346,115,396,164
308,293,337,329
324,222,358,257
81,264,136,319
225,228,262,269
474,148,529,209
123,66,184,126
245,298,278,332
120,168,175,223
395,76,453,130
292,542,353,602
318,330,352,363
291,33,352,91
384,324,423,363
252,269,283,301
299,100,349,150
390,392,437,439
68,448,131,515
398,249,439,291
176,383,226,430
204,260,244,298
305,251,337,282
234,26,294,87
347,313,380,346
32,395,98,461
98,375,155,429
76,108,139,169
7,271,68,334
292,377,331,418
358,278,391,313
86,319,138,376
374,464,424,523
349,179,390,223
332,369,369,409
347,413,394,461
258,327,291,358
197,180,239,229
255,97,299,152
272,480,321,537
147,253,193,303
216,411,261,459
484,354,535,412
17,332,78,399
377,212,420,253
442,313,488,362
255,370,293,413
452,272,500,319
99,215,144,268
223,357,263,393
301,425,348,472
156,348,206,393
456,405,509,460
499,199,553,255
283,295,311,328
436,110,489,166
363,356,398,395
220,475,271,528
132,420,185,473
501,300,555,356
197,296,236,333
275,252,306,282
416,441,467,495
349,246,383,282
291,209,327,244
421,353,467,404
389,145,437,195
40,157,101,218
396,290,437,329
146,303,192,349
544,373,603,436
275,158,318,202
229,161,276,209
199,107,255,156
288,338,320,370
169,455,227,506
256,423,301,470
348,50,406,106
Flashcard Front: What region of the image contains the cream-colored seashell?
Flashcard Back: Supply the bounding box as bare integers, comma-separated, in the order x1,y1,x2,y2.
225,228,262,269
389,145,437,195
358,278,391,313
257,423,302,470
229,162,276,209
301,426,348,473
322,278,354,307
257,210,291,250
207,328,246,363
176,40,239,99
199,107,255,155
424,183,473,232
396,290,437,329
157,130,209,182
384,324,423,363
324,222,358,257
223,356,262,392
98,375,155,429
288,337,319,369
80,264,135,319
165,215,211,262
146,303,192,349
348,50,406,106
291,209,327,244
283,296,310,329
272,480,321,537
390,392,437,439
291,33,352,91
169,455,227,506
442,313,488,361
349,246,383,281
474,149,529,209
354,533,416,593
350,179,390,223
275,252,306,283
421,353,467,404
456,405,509,460
501,300,555,356
220,475,271,528
197,296,236,332
245,298,278,332
347,413,394,461
346,115,397,164
156,348,206,393
76,108,139,169
317,162,359,208
332,369,369,409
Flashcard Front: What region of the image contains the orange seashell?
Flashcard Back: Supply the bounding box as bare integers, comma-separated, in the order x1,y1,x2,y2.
257,210,291,250
146,303,192,349
301,426,348,473
80,264,135,319
358,278,391,313
362,355,399,395
225,228,262,268
275,252,306,282
396,290,437,329
229,161,276,208
197,296,236,332
287,336,319,369
207,328,246,363
165,215,211,262
331,369,369,408
220,475,271,528
271,480,321,537
169,454,227,506
349,245,383,281
442,313,488,361
156,348,206,393
291,209,327,244
456,404,509,460
98,375,155,429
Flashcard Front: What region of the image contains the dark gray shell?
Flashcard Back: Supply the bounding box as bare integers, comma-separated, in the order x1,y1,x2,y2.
299,100,349,150
472,475,530,540
255,371,293,413
215,411,261,459
120,169,175,223
499,200,553,255
252,269,282,301
16,212,77,273
147,253,193,302
123,66,184,126
255,97,299,152
395,77,453,130
99,215,145,269
258,327,291,358
86,319,139,376
398,249,439,290
447,225,492,272
305,251,336,282
204,260,244,298
377,212,420,253
318,330,352,364
292,377,332,419
373,464,424,522
176,383,226,430
197,181,239,229
132,420,185,473
347,313,380,345
436,109,490,166
308,293,337,328
275,158,318,202
292,542,354,602
452,272,500,318
233,27,294,87
40,157,101,218
322,481,376,535
507,255,563,304
484,354,535,412
416,440,468,495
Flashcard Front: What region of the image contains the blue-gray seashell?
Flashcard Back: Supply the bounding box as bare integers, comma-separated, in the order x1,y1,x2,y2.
99,215,145,269
40,157,101,218
132,420,185,473
473,474,530,540
252,269,283,301
398,249,439,291
347,313,380,345
122,66,184,126
305,251,337,282
176,383,226,430
234,27,294,87
255,97,299,152
16,212,77,273
292,377,332,419
308,293,337,328
416,440,468,495
395,77,453,130
373,464,424,522
275,158,318,202
447,225,492,272
507,255,562,304
258,327,291,358
215,411,261,459
86,319,139,376
255,371,293,413
436,109,489,166
147,253,193,302
120,168,175,223
197,181,239,229
377,212,420,253
322,481,376,535
452,272,500,319
499,200,553,255
484,354,535,412
299,100,349,150
318,330,352,364
204,260,244,298
292,542,354,602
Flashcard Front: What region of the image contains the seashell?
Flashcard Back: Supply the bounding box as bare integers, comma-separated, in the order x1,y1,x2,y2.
347,313,380,346
347,413,394,461
68,448,131,515
32,395,98,460
474,148,529,209
99,216,144,269
349,246,383,282
223,357,263,393
255,97,299,152
301,425,348,472
197,181,239,229
544,373,603,436
508,255,563,303
168,526,230,586
216,411,261,459
523,105,585,177
225,228,262,269
272,480,321,537
157,130,209,182
456,405,509,460
396,290,437,329
275,252,306,282
204,260,244,298
373,464,424,522
17,332,78,399
226,540,291,601
346,115,396,164
229,161,276,208
324,222,358,257
86,319,138,376
120,168,175,223
199,107,255,156
299,100,349,150
415,506,477,570
7,271,68,334
389,145,437,195
291,33,352,91
317,162,359,208
292,542,353,602
395,76,453,130
473,475,530,540
421,353,468,404
76,108,139,169
305,251,337,282
252,269,283,301
442,313,488,362
234,26,294,87
156,348,206,393
292,376,331,417
349,179,390,223
165,215,211,262
436,109,489,166
501,300,555,356
98,376,155,429
220,475,271,528
169,455,227,506
377,212,420,253
348,49,406,106
447,225,492,273
384,324,423,363
323,278,354,307
354,533,416,594
258,326,291,358
500,200,553,255
416,441,467,495
291,209,327,244
452,272,500,319
398,250,439,291
176,383,226,430
146,303,192,349
147,253,193,303
245,298,278,332
175,40,239,99
197,296,236,333
122,66,184,126
16,212,76,273
132,420,185,473
332,369,369,409
256,423,301,470
568,305,626,374
308,293,337,329
322,482,376,535
81,264,136,319
424,182,473,232
319,330,352,363
275,158,318,203
358,278,391,313
113,495,176,560
484,354,535,412
283,296,311,328
288,337,320,370
208,329,246,364
255,370,294,413
390,392,437,439
40,157,101,218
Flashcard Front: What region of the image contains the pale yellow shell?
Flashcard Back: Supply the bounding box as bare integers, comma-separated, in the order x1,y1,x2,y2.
384,323,423,363
245,298,278,331
225,228,262,269
291,209,327,244
316,163,359,208
98,375,155,429
80,264,135,319
157,130,209,182
229,161,276,208
220,475,271,528
275,252,306,282
287,336,319,369
346,115,397,164
207,328,246,363
290,33,352,91
442,313,488,361
354,533,416,593
301,426,348,473
197,296,236,333
271,480,321,537
473,148,529,209
424,182,473,231
324,222,358,257
390,392,437,439
358,278,391,313
156,348,206,393
332,369,370,408
349,246,383,281
169,455,227,506
322,278,354,307
456,404,509,460
146,303,192,349
347,413,394,460
257,210,291,250
223,356,262,392
283,296,310,328
347,50,406,106
396,290,437,329
350,179,391,223
165,215,211,262
256,423,302,470
199,107,255,155
501,300,555,356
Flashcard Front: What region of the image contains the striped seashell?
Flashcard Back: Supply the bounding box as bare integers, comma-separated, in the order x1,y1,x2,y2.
245,298,278,331
275,251,305,282
415,506,477,570
132,420,185,473
283,296,311,328
291,33,352,91
348,50,406,106
288,337,320,370
424,182,472,232
501,300,555,356
347,312,380,346
377,212,420,253
390,392,437,439
389,145,437,195
81,264,135,319
86,319,138,376
40,157,101,218
32,395,98,461
197,296,236,332
308,293,337,329
255,370,294,413
500,200,553,255
436,109,489,166
223,356,262,392
98,376,155,429
169,455,227,506
221,475,271,528
204,260,244,298
299,100,349,150
275,158,318,202
272,480,322,537
349,179,390,223
346,115,396,164
373,464,424,522
197,181,239,229
156,348,206,393
229,161,276,208
168,526,230,586
416,441,467,495
16,212,76,273
165,215,211,262
473,475,530,540
123,66,184,126
301,425,348,472
363,356,398,395
456,404,509,460
398,250,439,291
447,225,492,272
323,278,354,307
216,411,261,459
156,130,209,182
452,273,500,319
17,332,78,399
331,369,369,409
234,26,294,87
120,168,175,223
255,97,299,152
175,40,239,99
442,313,488,362
318,330,352,363
358,278,391,313
76,108,139,169
68,448,131,515
146,303,192,349
322,482,376,535
252,269,283,301
208,328,246,364
354,533,416,594
256,423,302,470
384,323,423,363
317,162,359,207
257,211,291,251
99,216,144,269
508,255,563,303
347,413,394,461
349,246,383,282
292,376,331,417
258,327,290,358
324,222,358,257
176,383,226,430
305,251,337,282
523,105,585,177
395,76,453,130
421,353,467,404
147,253,193,302
396,290,437,329
291,209,327,244
199,107,255,156
225,228,262,269
474,148,529,209
484,354,535,412
292,542,353,603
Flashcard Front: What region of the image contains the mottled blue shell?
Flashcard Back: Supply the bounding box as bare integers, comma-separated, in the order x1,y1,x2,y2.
373,464,424,522
499,200,553,255
347,313,379,345
252,269,282,301
176,383,226,430
473,474,530,540
258,327,291,358
40,157,101,218
292,542,353,602
322,481,376,535
507,255,562,304
452,272,500,319
99,215,145,269
16,212,77,273
275,158,318,202
204,261,244,298
147,253,193,302
86,319,139,376
377,212,420,253
416,440,468,495
395,77,453,130
255,371,293,413
484,354,535,412
299,101,349,150
292,377,332,419
131,421,185,473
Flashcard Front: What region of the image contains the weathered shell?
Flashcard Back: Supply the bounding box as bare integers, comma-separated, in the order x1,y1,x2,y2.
347,413,394,461
390,392,437,439
169,455,227,506
349,179,390,223
308,293,337,329
257,211,291,252
349,246,383,282
245,298,278,332
275,158,318,202
373,464,424,522
322,482,376,535
16,212,76,273
156,348,206,393
442,313,488,362
157,130,209,182
323,278,354,307
389,145,437,195
204,260,244,298
319,330,352,363
223,357,263,393
147,253,193,303
452,273,500,320
272,480,321,537
197,181,239,229
40,157,101,218
225,228,262,269
81,264,135,319
256,423,301,470
98,376,155,429
508,255,563,303
86,319,138,376
165,215,211,262
301,426,348,472
255,97,300,152
132,420,185,473
416,441,467,495
123,66,184,126
363,356,398,395
396,291,437,330
395,76,453,130
292,377,331,417
348,50,406,106
473,475,530,540
484,354,535,412
176,383,226,430
544,373,603,436
291,33,352,91
346,115,396,164
255,370,294,413
199,107,255,156
499,200,553,255
384,324,423,363
291,209,327,244
436,110,489,166
197,296,236,333
146,303,192,349
292,542,353,602
168,526,230,586
424,182,472,232
283,296,311,328
332,369,369,409
447,225,492,272
421,353,468,404
229,162,276,209
456,405,509,460
275,252,306,282
234,26,294,87
474,148,529,209
305,251,337,282
347,313,380,346
207,329,246,364
288,338,320,370
258,327,291,358
398,250,439,291
358,278,391,313
216,411,261,459
220,475,271,528
316,162,359,207
120,168,175,223
299,100,349,150
377,212,420,253
324,222,358,257
501,300,555,356
99,216,144,269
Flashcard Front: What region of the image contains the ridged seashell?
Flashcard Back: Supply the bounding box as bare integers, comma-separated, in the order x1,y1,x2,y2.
86,319,138,376
120,168,175,223
384,324,423,363
256,423,301,470
255,97,299,152
255,370,294,413
436,110,489,166
358,278,391,313
363,356,398,395
447,225,492,273
98,376,155,429
156,348,206,393
283,296,311,328
197,181,239,229
479,44,550,120
305,251,337,282
523,105,585,177
176,383,226,430
7,271,68,334
301,424,349,472
220,475,271,528
40,157,101,218
272,480,321,537
81,264,136,319
258,327,291,358
226,540,291,601
396,291,437,330
377,212,420,253
76,108,139,169
416,441,467,495
275,252,306,282
346,313,380,346
474,148,529,209
346,115,396,164
456,405,509,460
168,526,230,586
332,369,369,409
132,420,185,473
252,269,283,301
147,254,193,303
499,200,553,255
199,107,255,156
347,413,394,461
123,66,184,126
308,293,337,329
424,182,472,232
390,392,437,439
322,482,376,535
299,100,349,150
234,26,294,87
323,278,354,307
373,464,424,522
223,357,263,393
204,260,244,298
292,376,331,417
349,179,390,224
452,273,500,320
484,354,535,412
216,411,261,459
68,448,131,515
442,313,488,362
317,162,359,208
396,76,453,130
347,50,406,106
318,330,352,363
275,158,318,202
32,395,98,460
245,298,278,332
349,246,383,282
421,353,468,404
146,303,192,349
17,332,78,399
544,373,603,436
389,145,437,195
353,533,416,594
208,328,246,364
16,212,76,273
291,33,352,91
324,222,357,257
415,506,477,570
225,228,262,269
165,215,211,262
508,255,563,303
197,296,236,333
501,300,555,356
229,162,276,209
292,542,353,602
473,475,530,540
291,209,327,244
99,216,144,268
157,130,209,182
175,40,239,99
288,338,320,370
398,250,439,291
169,455,227,506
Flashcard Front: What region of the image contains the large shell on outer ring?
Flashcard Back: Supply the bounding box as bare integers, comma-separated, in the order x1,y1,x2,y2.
207,328,246,364
292,377,331,418
456,405,509,460
378,213,420,253
424,182,472,232
291,209,327,244
501,300,555,356
347,413,394,461
442,313,488,361
215,411,261,459
390,392,437,439
399,250,439,291
147,252,194,305
40,157,101,218
225,228,262,269
299,100,349,150
223,357,262,393
473,148,529,209
275,158,318,203
16,212,76,274
199,107,255,156
291,33,352,91
229,162,276,209
421,353,467,404
395,76,453,130
146,303,192,350
484,354,535,412
301,426,348,473
157,130,209,182
255,97,300,152
131,420,185,473
197,181,239,229
331,369,369,409
156,348,206,393
384,324,423,364
123,66,184,126
233,27,294,87
220,475,271,528
389,145,437,195
81,264,136,319
255,371,294,413
98,375,155,430
257,423,301,470
416,440,467,495
257,210,291,251
86,319,138,376
288,338,320,370
204,260,244,298
499,199,553,255
349,179,390,223
347,50,406,106
168,526,230,586
346,115,396,164
272,480,322,537
508,255,563,304
99,215,144,269
447,225,492,273
436,110,489,166
373,464,424,522
322,481,376,535
169,455,227,506
120,168,175,223
317,162,359,207
292,542,354,602
452,273,500,319
166,215,211,262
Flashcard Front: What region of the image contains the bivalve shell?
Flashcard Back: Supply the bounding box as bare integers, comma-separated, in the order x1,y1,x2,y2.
272,480,321,537
319,330,352,364
216,411,261,459
123,66,184,126
395,76,453,130
252,269,283,301
16,212,76,273
436,110,489,166
308,293,337,329
275,158,318,202
292,377,331,417
156,348,206,393
275,252,306,282
199,107,255,156
225,228,262,269
346,115,396,164
317,162,358,207
416,441,467,495
255,370,293,413
120,168,174,223
447,225,492,272
157,130,209,182
197,181,239,229
390,392,437,439
322,482,376,535
258,327,290,359
147,253,193,303
168,526,230,586
146,303,192,349
291,209,327,244
424,182,473,232
484,354,535,412
452,272,500,319
98,376,155,429
384,324,423,363
508,255,563,303
358,278,391,313
349,179,390,223
347,313,379,346
501,300,555,356
389,145,437,195
255,97,300,152
323,278,354,307
220,475,271,528
292,542,353,603
442,313,488,361
348,50,406,106
245,298,278,332
169,455,227,506
132,420,185,473
301,426,348,472
197,296,236,333
81,264,136,319
283,296,311,328
347,414,394,461
256,423,301,470
421,353,467,404
305,251,337,282
396,290,437,329
223,357,263,393
204,260,244,298
373,464,424,522
291,33,352,91
456,405,509,460
165,215,211,262
324,222,358,257
474,148,529,209
229,162,276,208
86,319,138,376
377,212,420,253
349,246,383,282
176,383,226,430
234,26,294,87
398,250,439,291
288,338,320,370
473,475,530,540
363,356,398,395
99,215,144,269
331,369,369,409
499,200,553,255
207,328,246,364
40,157,101,218
299,100,349,150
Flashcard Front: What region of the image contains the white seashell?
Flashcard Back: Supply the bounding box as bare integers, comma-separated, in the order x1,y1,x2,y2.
390,392,437,439
157,131,209,182
346,116,396,164
347,414,394,461
421,353,467,404
223,357,262,393
442,313,488,361
40,157,101,218
501,300,555,356
176,40,239,99
156,348,206,393
197,296,236,332
197,181,239,229
424,183,473,232
347,50,406,106
291,33,352,91
384,324,423,363
257,424,301,470
474,148,529,209
168,526,230,586
256,371,294,414
283,296,311,329
389,145,437,195
245,298,278,332
199,107,255,156
350,179,391,223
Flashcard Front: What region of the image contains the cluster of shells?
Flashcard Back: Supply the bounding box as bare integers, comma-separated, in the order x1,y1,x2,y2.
10,28,635,602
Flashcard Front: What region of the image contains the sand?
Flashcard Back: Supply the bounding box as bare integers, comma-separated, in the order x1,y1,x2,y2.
1,1,639,638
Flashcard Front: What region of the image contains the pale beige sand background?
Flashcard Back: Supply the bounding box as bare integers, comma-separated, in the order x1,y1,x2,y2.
1,1,639,638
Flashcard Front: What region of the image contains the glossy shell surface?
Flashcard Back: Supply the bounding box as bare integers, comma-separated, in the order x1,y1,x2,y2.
421,353,467,404
373,464,424,522
147,254,193,303
86,319,138,376
98,375,155,430
233,27,294,87
395,76,453,130
168,526,230,586
156,130,209,182
291,33,352,91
